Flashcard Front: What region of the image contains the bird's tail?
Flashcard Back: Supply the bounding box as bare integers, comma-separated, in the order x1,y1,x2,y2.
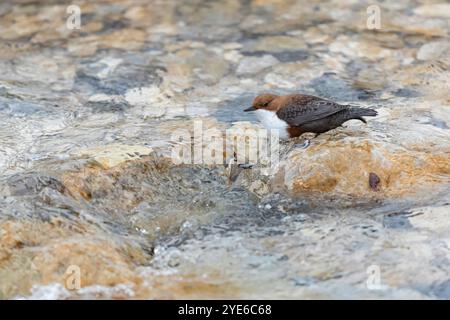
347,107,378,124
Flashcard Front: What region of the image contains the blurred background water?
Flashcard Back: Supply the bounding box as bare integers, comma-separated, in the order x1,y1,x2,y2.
0,0,449,299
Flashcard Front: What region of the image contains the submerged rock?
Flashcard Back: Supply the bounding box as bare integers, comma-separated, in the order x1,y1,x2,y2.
414,4,450,18
0,143,248,298
416,41,449,61
243,35,307,53
237,55,279,75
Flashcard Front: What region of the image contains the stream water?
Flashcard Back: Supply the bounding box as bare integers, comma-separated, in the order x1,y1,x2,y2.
0,0,449,299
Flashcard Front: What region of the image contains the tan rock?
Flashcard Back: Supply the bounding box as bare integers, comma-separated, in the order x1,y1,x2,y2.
135,272,240,299
282,138,450,198
414,3,450,18
58,144,157,204
299,26,331,44
67,39,99,57
0,210,149,299
163,48,230,85
237,55,279,74
97,29,147,50
417,41,449,61
72,144,154,169
391,60,450,99
330,36,392,59
0,15,42,40
32,238,142,288
244,35,306,53
31,30,65,44
385,15,448,37
124,6,153,22
354,68,388,90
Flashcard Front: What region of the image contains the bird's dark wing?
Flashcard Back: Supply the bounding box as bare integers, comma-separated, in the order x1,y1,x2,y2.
276,96,346,126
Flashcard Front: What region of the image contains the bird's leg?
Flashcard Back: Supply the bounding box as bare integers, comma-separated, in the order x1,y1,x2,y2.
293,139,310,149
291,135,309,149
292,132,321,149
295,132,320,149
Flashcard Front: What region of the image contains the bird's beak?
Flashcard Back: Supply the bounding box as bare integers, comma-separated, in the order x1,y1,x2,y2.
244,106,255,112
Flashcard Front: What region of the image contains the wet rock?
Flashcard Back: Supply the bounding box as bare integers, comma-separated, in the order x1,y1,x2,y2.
176,0,242,41
386,15,448,37
431,279,450,299
262,59,322,90
243,36,307,53
7,173,67,196
72,144,154,169
157,117,227,144
390,60,450,99
416,41,449,61
97,29,147,51
243,49,309,63
310,73,374,101
213,95,257,123
223,49,244,63
237,55,279,74
0,41,38,60
11,54,76,90
354,68,389,92
124,86,168,118
0,141,252,299
2,100,42,116
329,35,393,60
162,47,230,86
271,50,309,63
86,94,129,113
59,143,252,238
124,6,153,25
67,39,99,58
299,26,331,44
414,4,450,18
0,14,43,40
74,55,163,95
281,138,450,199
0,219,149,298
31,238,143,288
23,283,135,300
393,88,421,98
430,105,450,129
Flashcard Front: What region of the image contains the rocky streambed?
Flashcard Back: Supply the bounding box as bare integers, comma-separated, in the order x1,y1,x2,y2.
0,0,449,299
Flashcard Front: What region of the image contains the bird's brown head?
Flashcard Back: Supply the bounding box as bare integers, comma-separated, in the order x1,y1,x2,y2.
244,94,278,112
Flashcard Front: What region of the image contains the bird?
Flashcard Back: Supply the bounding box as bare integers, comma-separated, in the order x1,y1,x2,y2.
244,93,377,141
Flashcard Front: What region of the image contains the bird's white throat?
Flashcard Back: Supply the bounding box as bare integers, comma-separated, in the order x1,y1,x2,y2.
254,109,290,139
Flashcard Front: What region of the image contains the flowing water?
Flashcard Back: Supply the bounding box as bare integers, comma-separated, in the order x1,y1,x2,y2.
0,0,449,299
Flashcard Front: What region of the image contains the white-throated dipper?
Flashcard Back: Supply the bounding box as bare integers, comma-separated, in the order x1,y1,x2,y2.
244,93,377,140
